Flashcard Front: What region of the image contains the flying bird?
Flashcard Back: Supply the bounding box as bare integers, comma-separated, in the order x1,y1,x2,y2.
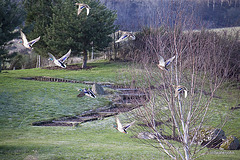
75,3,90,16
20,30,40,49
115,31,136,43
114,115,135,134
157,55,175,71
48,49,71,68
174,85,188,98
78,88,96,98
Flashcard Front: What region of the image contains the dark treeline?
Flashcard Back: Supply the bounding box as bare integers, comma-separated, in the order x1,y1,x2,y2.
11,0,240,30
100,0,240,31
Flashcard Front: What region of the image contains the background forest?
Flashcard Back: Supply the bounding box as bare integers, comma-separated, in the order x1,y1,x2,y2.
100,0,240,30
0,0,240,160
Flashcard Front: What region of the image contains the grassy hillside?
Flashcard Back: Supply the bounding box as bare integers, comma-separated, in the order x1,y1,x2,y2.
0,61,239,159
191,26,240,40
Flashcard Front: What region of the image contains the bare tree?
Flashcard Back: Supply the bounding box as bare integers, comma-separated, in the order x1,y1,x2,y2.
122,11,238,160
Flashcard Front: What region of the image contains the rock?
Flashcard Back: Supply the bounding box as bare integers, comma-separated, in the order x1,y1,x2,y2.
72,122,80,127
92,83,105,95
220,135,240,150
24,155,38,160
212,128,226,141
137,132,155,140
189,127,226,148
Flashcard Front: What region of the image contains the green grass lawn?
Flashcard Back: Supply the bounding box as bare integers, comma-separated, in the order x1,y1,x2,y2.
0,61,239,159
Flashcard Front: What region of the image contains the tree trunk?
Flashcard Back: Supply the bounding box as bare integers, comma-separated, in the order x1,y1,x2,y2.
113,33,116,61
0,59,2,73
82,49,88,69
172,121,176,138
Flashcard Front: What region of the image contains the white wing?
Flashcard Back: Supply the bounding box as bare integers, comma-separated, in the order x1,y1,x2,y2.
158,55,165,67
20,30,28,45
28,36,40,46
115,116,123,129
184,90,188,98
123,121,135,130
130,34,136,40
175,86,181,97
85,5,90,15
86,8,90,15
129,32,135,40
165,55,175,67
77,6,83,15
76,4,90,15
59,49,71,62
76,3,83,15
48,52,57,61
115,34,129,43
184,90,187,98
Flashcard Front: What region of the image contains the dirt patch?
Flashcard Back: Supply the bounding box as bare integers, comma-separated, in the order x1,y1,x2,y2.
24,76,148,127
43,64,95,70
32,103,140,127
32,86,146,127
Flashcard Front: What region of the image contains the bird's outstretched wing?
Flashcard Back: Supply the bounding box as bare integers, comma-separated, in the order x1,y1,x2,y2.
123,121,135,130
184,90,188,98
115,34,129,43
175,87,182,97
77,5,84,15
76,4,90,15
88,89,96,98
86,7,90,15
174,85,187,98
115,116,123,129
28,36,41,46
48,52,57,61
165,56,175,67
129,33,136,40
20,30,28,44
59,49,71,62
158,55,165,67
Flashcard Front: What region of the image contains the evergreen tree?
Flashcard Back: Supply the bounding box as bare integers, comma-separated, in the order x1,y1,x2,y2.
0,0,23,72
23,0,57,54
44,0,117,68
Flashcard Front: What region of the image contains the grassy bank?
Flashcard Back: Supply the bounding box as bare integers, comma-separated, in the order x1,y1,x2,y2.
0,61,239,159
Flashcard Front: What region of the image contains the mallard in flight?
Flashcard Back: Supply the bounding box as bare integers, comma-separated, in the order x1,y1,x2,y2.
75,3,90,16
115,31,136,43
48,49,71,68
157,55,175,71
114,115,135,134
174,85,188,98
20,30,40,49
79,88,96,98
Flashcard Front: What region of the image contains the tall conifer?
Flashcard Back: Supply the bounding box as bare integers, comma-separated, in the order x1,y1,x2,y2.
0,0,23,72
45,0,117,68
24,0,57,55
25,0,117,68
